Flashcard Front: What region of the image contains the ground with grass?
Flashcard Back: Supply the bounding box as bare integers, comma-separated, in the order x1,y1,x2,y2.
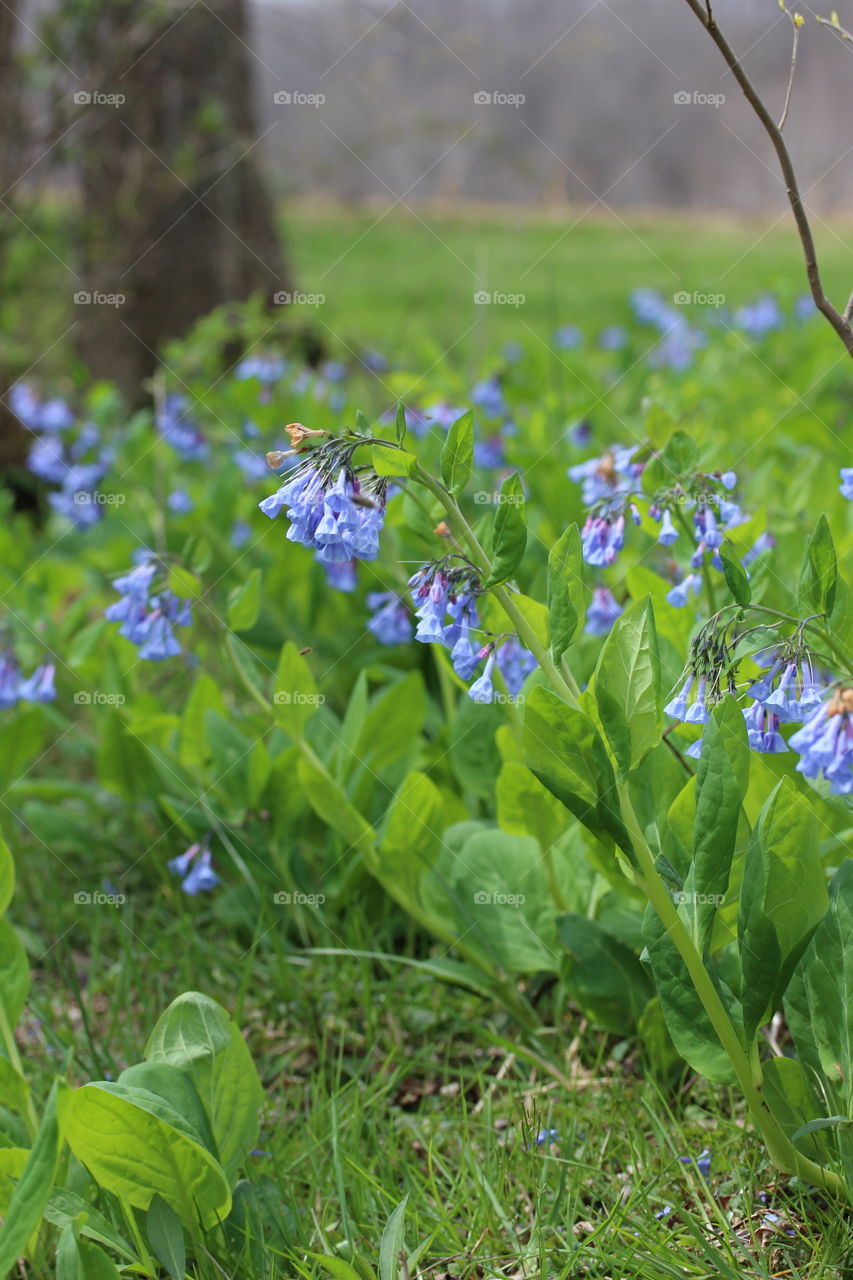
4,203,853,1278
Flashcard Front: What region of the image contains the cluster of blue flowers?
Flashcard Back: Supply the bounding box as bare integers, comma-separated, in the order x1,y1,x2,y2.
260,462,387,564
167,841,220,894
0,649,56,710
665,644,853,792
11,382,113,527
105,553,192,660
408,561,484,680
790,688,853,796
569,445,643,568
631,288,705,372
841,468,853,501
366,592,412,646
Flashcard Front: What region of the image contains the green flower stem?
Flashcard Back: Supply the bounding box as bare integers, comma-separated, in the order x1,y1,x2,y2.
413,465,582,706
619,789,847,1198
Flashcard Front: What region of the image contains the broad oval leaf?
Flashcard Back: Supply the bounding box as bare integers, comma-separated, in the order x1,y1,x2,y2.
594,596,661,775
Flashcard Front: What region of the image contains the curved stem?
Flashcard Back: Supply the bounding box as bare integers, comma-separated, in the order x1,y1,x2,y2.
620,788,846,1197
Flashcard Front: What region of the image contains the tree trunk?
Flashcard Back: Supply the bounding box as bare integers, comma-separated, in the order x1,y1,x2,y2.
73,0,290,403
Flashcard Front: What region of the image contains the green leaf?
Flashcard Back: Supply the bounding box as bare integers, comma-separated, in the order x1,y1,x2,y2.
440,409,473,494
682,697,749,951
274,642,320,738
762,1057,827,1163
642,907,737,1083
547,524,586,662
738,779,828,1039
379,1194,409,1280
484,475,527,587
0,918,29,1030
395,402,407,446
793,860,853,1107
311,1255,367,1280
370,772,444,923
144,992,265,1183
65,1082,232,1230
179,673,225,768
57,1227,123,1280
0,1056,30,1118
0,1078,68,1275
297,756,375,854
523,686,631,856
166,565,202,600
594,597,662,775
227,568,262,632
371,445,417,477
798,514,837,617
557,914,653,1032
118,1062,218,1158
43,1189,135,1260
719,543,751,606
496,762,572,855
355,409,373,436
660,430,698,477
147,1195,187,1280
0,837,12,916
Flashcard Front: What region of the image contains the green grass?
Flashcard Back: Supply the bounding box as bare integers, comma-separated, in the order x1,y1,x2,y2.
285,201,853,360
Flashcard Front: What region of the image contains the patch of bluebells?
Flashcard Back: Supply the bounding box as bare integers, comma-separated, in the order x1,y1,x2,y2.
630,289,705,372
554,325,582,350
167,489,194,514
841,468,853,501
568,445,642,567
168,841,219,894
105,553,192,661
470,377,508,419
17,390,113,528
409,560,483,679
0,648,57,710
156,393,209,461
732,295,783,339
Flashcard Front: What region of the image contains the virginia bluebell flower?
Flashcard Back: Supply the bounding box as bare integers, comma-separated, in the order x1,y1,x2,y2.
260,450,388,564
322,559,357,593
470,377,507,418
680,1149,711,1178
743,701,788,753
168,842,220,894
580,514,625,566
367,592,412,645
733,296,782,338
468,650,497,703
789,689,853,796
16,663,56,704
554,325,582,349
568,445,642,506
841,468,853,501
598,325,628,350
585,587,623,635
167,489,194,514
495,637,537,695
665,572,702,608
105,555,191,660
474,436,506,469
156,394,209,461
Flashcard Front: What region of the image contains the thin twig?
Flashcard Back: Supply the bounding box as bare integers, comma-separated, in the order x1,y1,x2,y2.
681,0,853,359
777,6,802,131
815,13,853,45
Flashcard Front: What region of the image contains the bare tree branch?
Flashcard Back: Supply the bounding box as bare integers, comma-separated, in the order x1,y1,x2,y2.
681,0,853,359
777,6,803,132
